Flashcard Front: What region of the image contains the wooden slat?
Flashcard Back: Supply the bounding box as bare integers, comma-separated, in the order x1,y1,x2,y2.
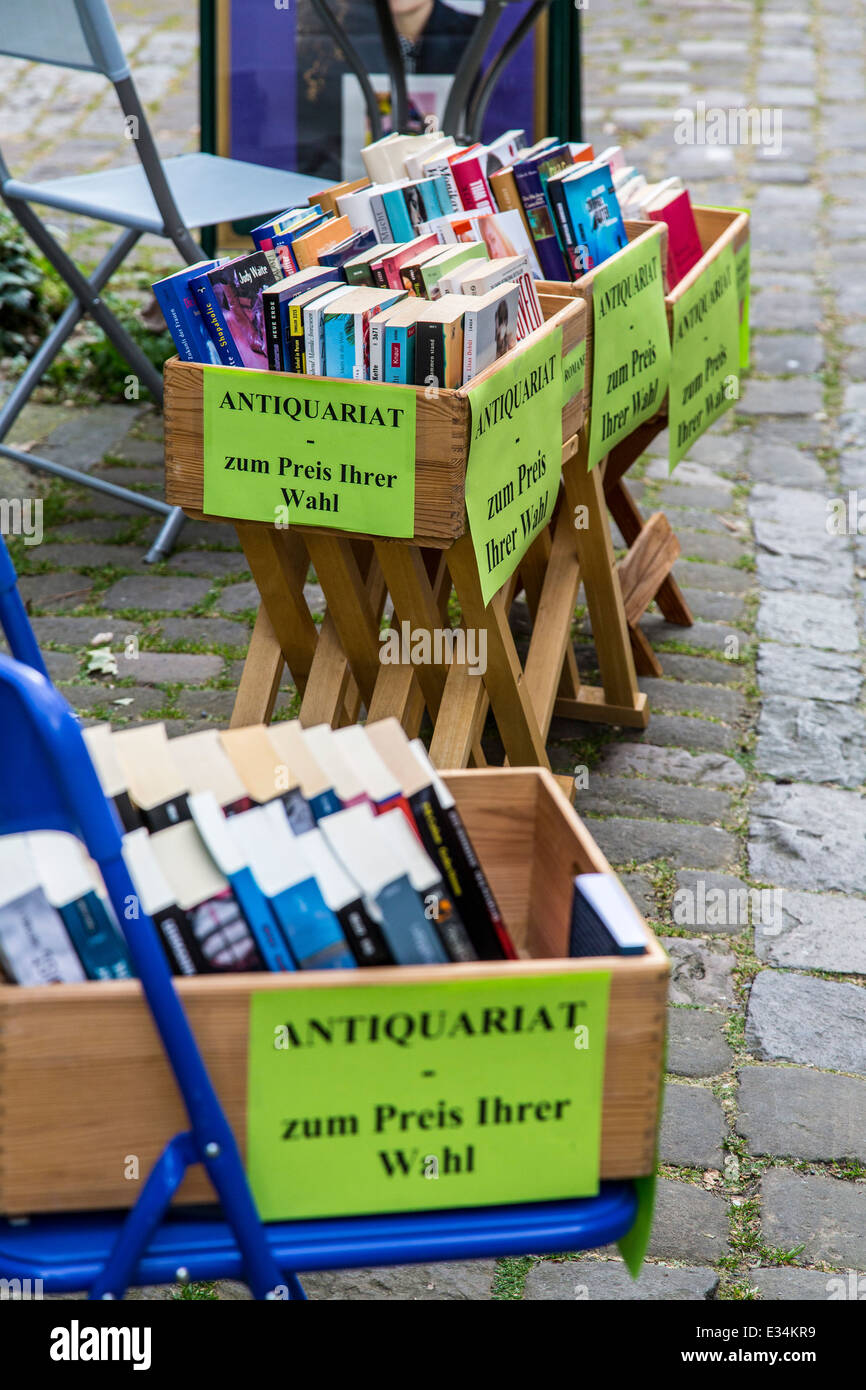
617,511,681,626
233,524,318,691
230,602,284,727
607,478,693,628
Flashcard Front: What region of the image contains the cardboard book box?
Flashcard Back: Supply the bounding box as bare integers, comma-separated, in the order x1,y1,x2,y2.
0,769,668,1216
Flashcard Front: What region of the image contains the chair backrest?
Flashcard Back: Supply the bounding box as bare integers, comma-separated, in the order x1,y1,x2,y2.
0,0,129,81
0,533,50,679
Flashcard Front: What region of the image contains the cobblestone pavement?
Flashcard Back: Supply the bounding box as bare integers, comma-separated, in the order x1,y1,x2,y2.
3,0,866,1301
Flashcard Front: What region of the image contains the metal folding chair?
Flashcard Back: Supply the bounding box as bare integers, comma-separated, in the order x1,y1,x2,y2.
0,0,329,562
0,535,638,1299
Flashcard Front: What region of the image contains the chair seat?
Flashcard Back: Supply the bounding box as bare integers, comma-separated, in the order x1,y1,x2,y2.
0,1184,636,1294
2,152,331,235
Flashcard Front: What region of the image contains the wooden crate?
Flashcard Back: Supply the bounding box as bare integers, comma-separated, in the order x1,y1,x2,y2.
163,294,587,549
0,769,668,1216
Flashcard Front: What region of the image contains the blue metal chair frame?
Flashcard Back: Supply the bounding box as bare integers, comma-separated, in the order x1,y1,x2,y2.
0,535,637,1299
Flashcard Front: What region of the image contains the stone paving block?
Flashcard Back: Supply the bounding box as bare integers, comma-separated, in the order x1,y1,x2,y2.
597,743,746,787
745,442,825,486
746,970,866,1074
659,1083,726,1168
748,484,829,560
18,573,94,611
755,888,866,974
757,591,859,651
657,652,745,686
63,686,164,716
524,1260,719,1301
756,549,854,597
156,617,252,648
673,872,754,936
756,696,866,787
647,1178,730,1262
102,576,212,612
675,530,749,564
667,1008,733,1078
619,873,656,920
749,783,866,893
299,1262,496,1300
26,544,149,570
645,459,736,491
762,1169,866,1268
174,689,239,721
640,616,751,658
577,776,730,825
751,1268,842,1301
678,589,747,623
654,483,739,513
623,713,739,754
591,820,738,872
38,405,141,470
215,580,259,614
637,680,747,725
163,551,249,577
746,295,823,334
673,560,751,594
737,1066,866,1161
662,939,736,1008
751,335,825,375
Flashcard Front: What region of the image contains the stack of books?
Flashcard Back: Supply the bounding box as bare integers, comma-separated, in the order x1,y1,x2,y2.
0,718,646,986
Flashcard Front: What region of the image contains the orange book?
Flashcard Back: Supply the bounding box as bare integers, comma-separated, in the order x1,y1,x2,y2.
292,215,353,270
310,178,369,219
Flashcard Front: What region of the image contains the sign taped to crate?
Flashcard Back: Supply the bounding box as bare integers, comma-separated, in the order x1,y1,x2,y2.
588,237,671,470
562,339,586,409
465,327,563,607
246,968,610,1220
200,367,416,537
668,244,740,472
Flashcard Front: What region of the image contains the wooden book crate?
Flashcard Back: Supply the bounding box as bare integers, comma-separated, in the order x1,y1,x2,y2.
0,769,668,1216
163,295,587,549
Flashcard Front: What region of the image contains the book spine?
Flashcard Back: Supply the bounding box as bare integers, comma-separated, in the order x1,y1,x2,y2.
421,880,478,963
263,292,284,372
374,876,449,965
513,167,570,281
152,280,194,361
177,283,221,365
270,879,356,970
0,887,87,985
441,798,515,958
287,302,307,373
152,905,207,975
415,320,444,389
309,788,343,820
384,324,415,384
191,279,243,366
545,177,578,271
489,167,534,241
369,192,395,242
188,889,263,972
57,891,133,981
463,303,479,382
452,156,496,214
335,897,394,966
424,156,462,213
281,786,316,834
230,866,295,972
408,785,511,960
277,297,295,372
369,319,384,381
323,312,351,379
140,794,191,835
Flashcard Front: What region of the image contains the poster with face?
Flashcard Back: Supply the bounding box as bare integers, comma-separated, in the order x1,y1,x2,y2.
220,0,542,185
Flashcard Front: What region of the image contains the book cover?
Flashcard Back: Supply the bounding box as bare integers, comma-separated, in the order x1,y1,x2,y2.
291,824,393,966
421,149,462,214
332,723,419,833
462,282,519,383
319,805,448,965
111,724,192,833
447,252,542,340
343,241,399,287
0,884,87,985
250,804,356,970
190,252,279,370
368,180,410,241
303,283,355,377
284,282,341,374
399,246,448,296
121,826,208,976
513,144,575,279
250,204,321,252
382,185,415,242
413,295,472,389
312,177,369,219
376,807,477,962
560,161,627,272
317,227,378,276
369,299,421,381
451,147,499,214
570,874,648,957
152,268,194,360
301,723,370,808
83,724,144,833
149,821,263,973
323,287,404,380
261,268,336,374
57,890,132,981
406,136,454,180
646,187,704,288
419,242,488,300
292,214,353,270
377,234,438,289
361,132,403,183
265,721,338,816
384,317,418,385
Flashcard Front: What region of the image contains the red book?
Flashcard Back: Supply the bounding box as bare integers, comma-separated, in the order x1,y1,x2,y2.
380,235,441,290
646,188,704,288
451,149,498,214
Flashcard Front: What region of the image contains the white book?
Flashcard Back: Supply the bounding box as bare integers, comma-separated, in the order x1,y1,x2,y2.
111,723,187,817
405,135,453,181
303,283,354,377
361,132,403,183
0,838,86,985
83,723,127,800
293,826,362,913
338,186,380,235
462,282,519,383
121,827,177,917
318,803,392,898
367,178,410,241
598,144,626,174
300,724,366,804
27,831,100,908
420,152,462,213
383,134,438,180
375,806,440,895
187,790,245,878
266,722,333,802
332,723,401,804
227,804,310,897
169,729,247,808
148,821,228,914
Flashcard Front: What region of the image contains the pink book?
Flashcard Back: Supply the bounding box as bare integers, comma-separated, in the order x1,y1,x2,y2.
647,189,704,289
379,235,441,290
451,150,498,215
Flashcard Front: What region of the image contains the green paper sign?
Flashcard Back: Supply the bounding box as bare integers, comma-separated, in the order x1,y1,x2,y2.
201,367,416,537
736,236,751,372
563,339,586,410
588,236,671,470
668,244,740,472
465,327,563,608
246,970,611,1221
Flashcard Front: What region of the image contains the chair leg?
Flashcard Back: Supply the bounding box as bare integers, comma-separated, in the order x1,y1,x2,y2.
144,506,187,564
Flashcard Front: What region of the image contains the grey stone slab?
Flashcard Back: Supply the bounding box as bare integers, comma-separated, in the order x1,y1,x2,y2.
647,1178,730,1262
156,617,251,648
597,743,746,788
749,782,866,893
125,652,224,684
657,652,745,686
524,1259,719,1301
30,617,126,648
762,1169,866,1268
745,442,826,487
756,591,859,651
748,294,823,333
667,1007,734,1078
637,679,747,723
755,888,866,974
757,644,862,704
751,337,824,376
679,589,747,623
662,939,736,1008
590,819,737,872
756,549,854,597
299,1261,496,1300
43,651,81,681
162,551,249,577
740,378,824,417
674,560,752,595
659,1083,726,1168
756,696,866,788
751,1268,844,1301
63,686,164,716
673,871,754,935
173,689,239,721
675,530,749,564
736,1066,866,1161
576,775,730,825
619,872,655,920
746,970,866,1074
215,580,259,614
654,483,739,513
623,713,739,754
24,544,149,571
749,484,829,561
645,459,736,492
102,576,212,613
17,573,94,611
640,616,751,659
39,404,141,471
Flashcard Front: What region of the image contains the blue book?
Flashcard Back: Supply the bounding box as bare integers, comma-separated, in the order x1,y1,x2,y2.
58,890,133,981
189,265,243,367
513,145,573,280
569,873,647,957
152,273,193,360
251,204,323,251
153,260,222,364
384,320,417,384
309,788,343,820
323,304,358,379
415,177,444,222
560,163,626,270
381,187,415,242
318,228,378,277
270,877,356,970
190,252,278,370
229,865,295,972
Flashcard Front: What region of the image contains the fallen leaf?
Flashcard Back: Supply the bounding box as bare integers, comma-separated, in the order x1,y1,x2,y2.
87,646,118,676
91,631,114,645
112,697,134,706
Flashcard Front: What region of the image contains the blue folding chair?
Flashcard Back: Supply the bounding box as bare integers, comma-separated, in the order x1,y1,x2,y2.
0,0,329,562
0,538,638,1299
